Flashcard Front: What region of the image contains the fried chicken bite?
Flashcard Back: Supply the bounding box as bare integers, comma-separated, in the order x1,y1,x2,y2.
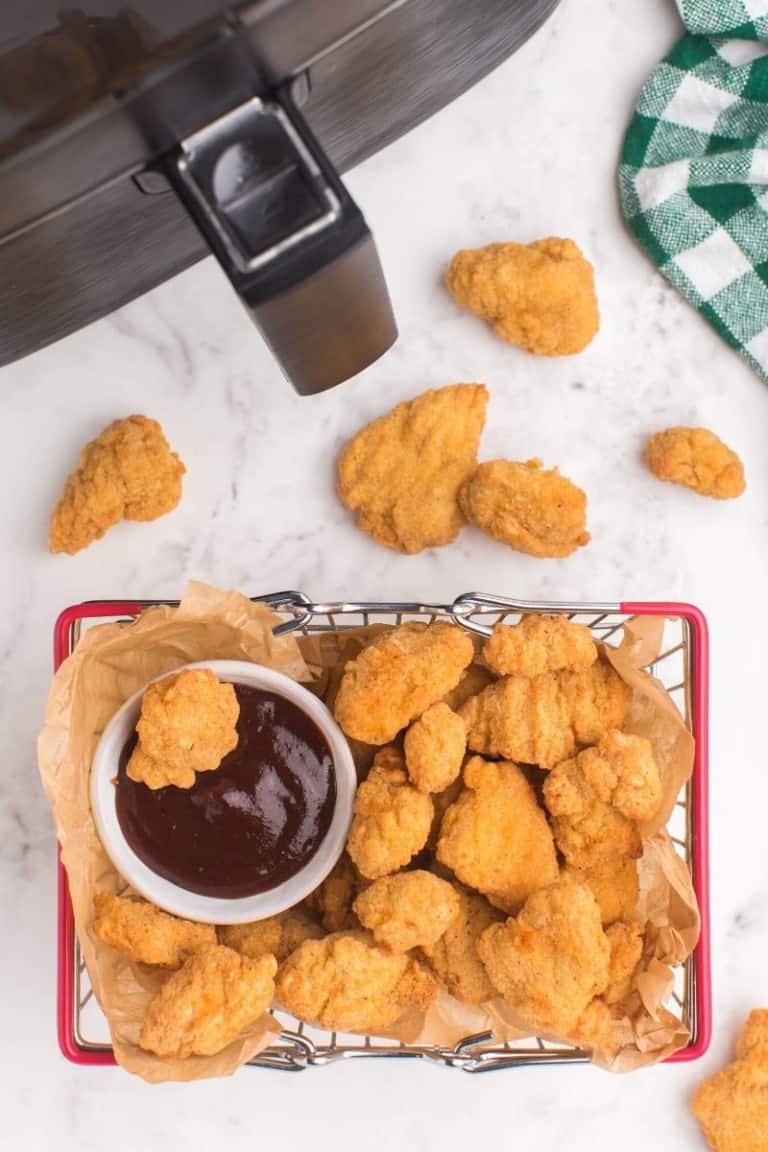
458,673,575,768
459,459,590,558
483,616,597,678
436,757,558,912
543,731,662,870
692,1010,768,1152
404,703,466,794
421,886,503,1004
446,239,599,356
303,853,362,932
275,931,438,1033
93,891,215,967
558,658,632,746
126,668,240,790
477,879,611,1046
353,871,460,953
442,662,495,711
646,426,745,500
49,414,185,555
334,622,474,745
219,912,323,964
139,945,276,1059
337,384,489,553
604,920,644,1005
346,748,434,880
563,856,639,926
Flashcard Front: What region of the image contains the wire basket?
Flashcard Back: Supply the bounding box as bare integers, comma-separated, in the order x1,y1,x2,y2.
53,592,711,1072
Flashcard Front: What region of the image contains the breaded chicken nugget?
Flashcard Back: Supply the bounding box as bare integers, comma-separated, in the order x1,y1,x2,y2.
543,731,661,870
436,757,559,912
404,703,466,793
646,426,745,500
127,668,240,790
564,857,639,926
558,659,632,746
442,662,496,711
692,1010,768,1152
603,920,643,1005
421,886,502,1004
483,616,597,678
49,414,185,554
139,945,276,1059
275,931,438,1033
219,912,323,964
477,879,611,1044
353,871,460,953
93,891,215,967
303,853,362,932
446,239,599,356
459,459,590,558
739,1010,768,1059
346,749,434,880
334,622,474,745
337,384,489,553
458,673,575,768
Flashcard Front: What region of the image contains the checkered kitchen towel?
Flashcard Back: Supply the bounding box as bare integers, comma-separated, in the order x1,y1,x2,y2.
619,1,768,382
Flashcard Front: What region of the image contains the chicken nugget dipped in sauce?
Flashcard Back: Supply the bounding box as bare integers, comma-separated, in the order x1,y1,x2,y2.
126,668,240,790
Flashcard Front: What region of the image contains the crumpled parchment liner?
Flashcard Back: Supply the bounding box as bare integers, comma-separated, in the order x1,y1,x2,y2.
39,595,700,1080
38,581,310,1083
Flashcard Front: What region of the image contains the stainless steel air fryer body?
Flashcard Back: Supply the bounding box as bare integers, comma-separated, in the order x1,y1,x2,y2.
0,0,561,393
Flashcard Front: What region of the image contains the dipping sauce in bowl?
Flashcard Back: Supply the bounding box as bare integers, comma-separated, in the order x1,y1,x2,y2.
116,686,337,899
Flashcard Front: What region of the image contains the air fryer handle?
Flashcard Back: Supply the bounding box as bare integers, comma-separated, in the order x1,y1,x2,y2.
167,86,397,395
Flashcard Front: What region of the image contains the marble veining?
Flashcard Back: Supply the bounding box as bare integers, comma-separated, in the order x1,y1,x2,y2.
1,1,767,1148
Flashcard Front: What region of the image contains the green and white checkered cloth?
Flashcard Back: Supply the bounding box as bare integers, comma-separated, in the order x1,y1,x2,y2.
619,0,768,382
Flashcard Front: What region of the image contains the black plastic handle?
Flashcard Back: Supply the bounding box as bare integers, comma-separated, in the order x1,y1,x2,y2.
167,86,397,395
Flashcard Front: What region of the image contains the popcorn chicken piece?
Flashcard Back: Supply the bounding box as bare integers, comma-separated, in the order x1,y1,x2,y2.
334,622,474,745
49,414,185,554
647,426,745,500
126,668,240,790
604,920,644,1005
459,459,590,558
483,616,597,678
93,891,215,967
458,673,575,768
564,856,639,926
543,731,661,870
404,703,466,793
303,853,362,932
446,238,599,356
337,384,489,553
275,931,438,1033
346,749,434,880
477,879,611,1046
421,886,503,1004
436,757,558,912
219,912,323,964
353,870,460,953
558,658,632,747
139,945,276,1059
692,1010,768,1152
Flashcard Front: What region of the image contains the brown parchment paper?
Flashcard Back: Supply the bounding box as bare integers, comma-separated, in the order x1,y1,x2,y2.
38,581,311,1083
39,596,700,1080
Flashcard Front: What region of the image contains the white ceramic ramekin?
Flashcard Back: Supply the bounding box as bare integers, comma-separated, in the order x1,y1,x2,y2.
90,659,356,925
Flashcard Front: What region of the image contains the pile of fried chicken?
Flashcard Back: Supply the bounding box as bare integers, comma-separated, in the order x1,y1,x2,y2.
92,614,663,1063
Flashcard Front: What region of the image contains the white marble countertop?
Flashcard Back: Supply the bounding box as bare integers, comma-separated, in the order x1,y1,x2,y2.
2,0,766,1147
